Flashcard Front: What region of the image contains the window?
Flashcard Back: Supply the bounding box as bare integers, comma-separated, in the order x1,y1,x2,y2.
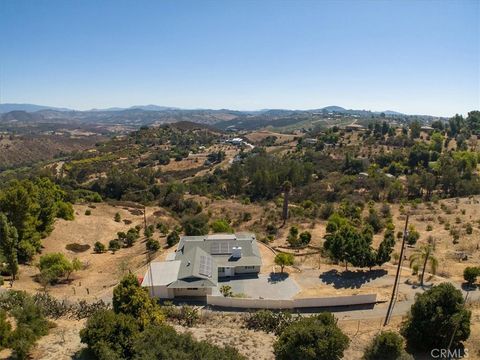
187,288,198,290
244,266,255,270
218,267,225,272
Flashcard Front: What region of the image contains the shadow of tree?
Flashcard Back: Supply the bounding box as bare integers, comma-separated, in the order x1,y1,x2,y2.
268,272,290,284
319,269,387,289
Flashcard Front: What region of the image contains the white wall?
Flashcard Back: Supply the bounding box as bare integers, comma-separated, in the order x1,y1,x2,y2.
147,286,174,299
206,294,377,309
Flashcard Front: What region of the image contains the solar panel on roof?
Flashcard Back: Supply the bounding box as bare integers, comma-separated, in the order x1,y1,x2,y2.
210,241,233,255
198,255,213,277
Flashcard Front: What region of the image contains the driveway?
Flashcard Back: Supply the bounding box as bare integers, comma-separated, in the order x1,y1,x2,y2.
216,274,300,300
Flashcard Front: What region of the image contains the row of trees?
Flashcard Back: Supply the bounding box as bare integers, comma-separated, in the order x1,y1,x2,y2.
323,212,396,270
0,178,74,285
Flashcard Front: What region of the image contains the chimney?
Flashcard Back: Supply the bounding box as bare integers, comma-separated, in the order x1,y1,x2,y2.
232,246,242,258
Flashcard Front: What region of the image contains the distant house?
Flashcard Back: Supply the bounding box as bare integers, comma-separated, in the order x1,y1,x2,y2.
303,138,317,145
226,137,244,146
142,233,262,298
345,124,366,131
420,125,434,134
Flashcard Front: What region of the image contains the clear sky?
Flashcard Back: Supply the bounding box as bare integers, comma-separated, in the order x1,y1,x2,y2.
0,0,478,116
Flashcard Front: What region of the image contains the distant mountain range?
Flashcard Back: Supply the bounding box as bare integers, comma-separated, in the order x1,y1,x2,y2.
0,103,407,115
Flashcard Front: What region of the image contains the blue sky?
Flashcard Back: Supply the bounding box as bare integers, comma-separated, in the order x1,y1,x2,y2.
0,0,478,116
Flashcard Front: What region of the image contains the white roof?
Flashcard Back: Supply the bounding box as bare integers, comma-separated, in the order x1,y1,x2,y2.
165,252,176,261
141,261,181,287
205,234,237,241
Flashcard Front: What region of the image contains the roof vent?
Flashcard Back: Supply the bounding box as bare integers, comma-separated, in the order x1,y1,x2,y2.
187,261,191,267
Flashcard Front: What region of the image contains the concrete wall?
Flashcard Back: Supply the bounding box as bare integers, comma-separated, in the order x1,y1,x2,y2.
206,294,377,309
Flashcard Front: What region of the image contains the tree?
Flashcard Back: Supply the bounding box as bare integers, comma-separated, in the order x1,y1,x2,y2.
298,231,312,246
463,266,480,286
274,313,349,360
80,310,140,360
274,253,294,273
376,227,395,266
125,228,140,247
114,212,121,222
112,273,164,328
286,226,299,247
0,310,12,349
405,225,420,245
166,230,180,247
365,208,383,233
401,283,471,351
94,241,106,253
146,238,160,252
109,239,121,253
409,244,438,287
38,253,81,284
133,323,245,360
144,225,154,238
363,331,407,360
182,213,209,236
0,213,19,285
282,181,292,225
323,223,373,270
210,219,233,233
409,120,421,139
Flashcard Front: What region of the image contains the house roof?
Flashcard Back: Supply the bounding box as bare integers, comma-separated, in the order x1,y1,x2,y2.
141,261,181,287
143,233,262,290
175,233,262,269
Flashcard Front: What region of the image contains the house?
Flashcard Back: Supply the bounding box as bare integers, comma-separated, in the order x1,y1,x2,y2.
420,125,434,134
345,124,366,131
141,233,262,298
303,138,318,145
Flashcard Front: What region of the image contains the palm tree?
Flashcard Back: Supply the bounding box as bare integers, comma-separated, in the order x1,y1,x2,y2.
282,181,292,226
409,243,438,287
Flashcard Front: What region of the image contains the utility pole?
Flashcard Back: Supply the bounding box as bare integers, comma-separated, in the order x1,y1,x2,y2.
384,214,409,326
143,205,147,229
146,248,154,298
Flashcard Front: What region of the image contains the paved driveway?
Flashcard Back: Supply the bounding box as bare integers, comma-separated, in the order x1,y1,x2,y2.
217,274,300,300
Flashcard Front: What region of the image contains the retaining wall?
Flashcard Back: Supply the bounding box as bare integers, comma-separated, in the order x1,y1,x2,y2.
206,293,376,309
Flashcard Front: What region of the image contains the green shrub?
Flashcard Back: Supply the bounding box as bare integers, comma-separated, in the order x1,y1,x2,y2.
274,313,349,360
210,218,233,233
146,239,160,252
463,266,480,285
466,223,473,235
108,239,121,253
363,331,408,360
132,323,244,360
38,253,82,283
166,230,180,247
56,201,74,220
242,212,252,222
401,283,471,351
244,310,294,335
94,242,106,253
84,209,92,216
114,212,121,222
